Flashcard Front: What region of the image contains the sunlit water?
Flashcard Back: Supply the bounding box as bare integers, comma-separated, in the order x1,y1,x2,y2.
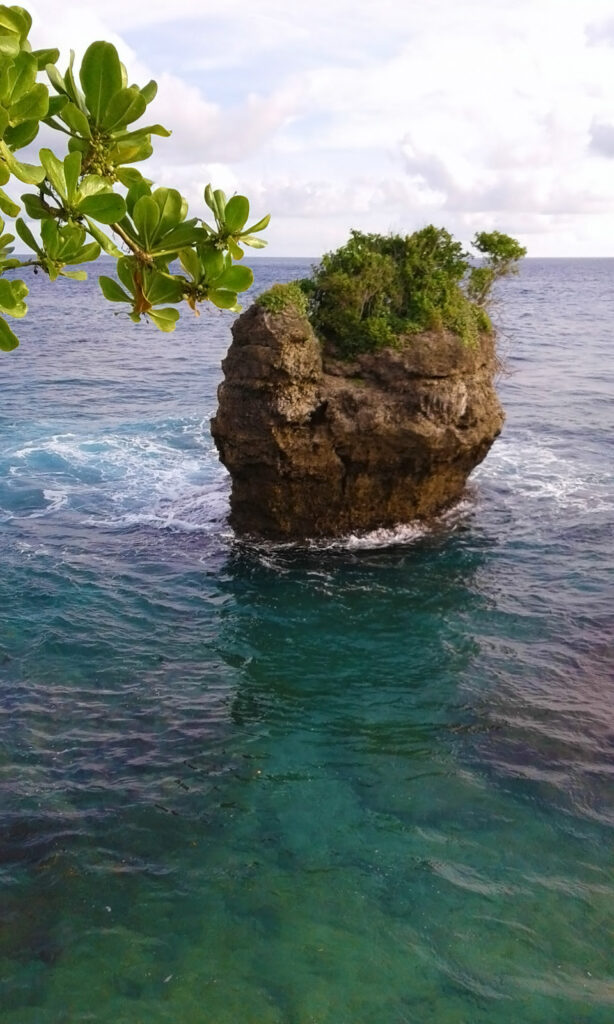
0,258,613,1023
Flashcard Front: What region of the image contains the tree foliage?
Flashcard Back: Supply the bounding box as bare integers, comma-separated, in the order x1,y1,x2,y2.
295,227,526,358
466,230,527,307
0,4,269,351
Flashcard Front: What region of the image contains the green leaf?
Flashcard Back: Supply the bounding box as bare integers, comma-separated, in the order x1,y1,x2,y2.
150,222,206,254
115,167,148,187
152,187,183,235
216,265,254,292
57,224,87,261
204,185,228,227
213,189,227,218
208,288,238,309
142,122,170,137
60,101,91,137
1,144,44,184
69,241,100,264
64,151,82,200
66,136,88,155
99,275,131,302
0,277,28,317
116,256,135,293
79,41,123,123
101,86,146,131
143,269,183,305
21,193,51,219
33,48,60,71
8,83,49,126
39,148,67,197
0,188,20,216
241,235,267,249
113,123,170,141
140,79,157,104
200,247,226,279
40,218,59,258
84,217,122,257
11,277,30,301
64,51,87,114
60,269,87,280
46,63,68,97
0,316,19,350
132,195,160,247
178,247,200,281
224,195,249,233
3,119,39,150
244,213,270,234
109,137,153,166
204,184,216,214
147,307,180,332
15,217,40,254
78,192,126,224
0,5,30,39
227,237,244,260
126,179,151,217
0,34,20,59
7,51,37,104
47,95,68,118
77,173,110,199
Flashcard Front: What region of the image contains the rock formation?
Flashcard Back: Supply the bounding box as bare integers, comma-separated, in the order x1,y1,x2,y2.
211,304,504,540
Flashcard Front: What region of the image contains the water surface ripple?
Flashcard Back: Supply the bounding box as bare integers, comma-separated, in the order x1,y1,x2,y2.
0,259,613,1022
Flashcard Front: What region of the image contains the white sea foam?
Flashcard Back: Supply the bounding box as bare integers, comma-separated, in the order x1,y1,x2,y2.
8,423,224,529
41,489,69,513
104,481,230,535
317,521,428,551
6,421,612,541
476,435,613,515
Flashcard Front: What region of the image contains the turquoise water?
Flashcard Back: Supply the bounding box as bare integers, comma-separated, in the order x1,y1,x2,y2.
1,259,613,1022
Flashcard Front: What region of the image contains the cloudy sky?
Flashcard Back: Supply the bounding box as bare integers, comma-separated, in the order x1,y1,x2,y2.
24,0,614,256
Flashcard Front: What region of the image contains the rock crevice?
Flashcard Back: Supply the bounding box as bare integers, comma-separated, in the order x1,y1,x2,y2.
211,305,504,539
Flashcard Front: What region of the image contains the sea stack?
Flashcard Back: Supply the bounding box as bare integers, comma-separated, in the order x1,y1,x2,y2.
211,303,504,540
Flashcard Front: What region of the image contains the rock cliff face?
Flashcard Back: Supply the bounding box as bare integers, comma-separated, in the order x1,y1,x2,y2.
211,305,504,540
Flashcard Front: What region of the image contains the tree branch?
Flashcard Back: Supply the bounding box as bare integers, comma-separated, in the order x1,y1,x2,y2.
109,221,154,264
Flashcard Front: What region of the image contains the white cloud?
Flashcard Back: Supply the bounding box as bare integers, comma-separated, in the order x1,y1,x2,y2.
589,122,614,157
16,0,614,254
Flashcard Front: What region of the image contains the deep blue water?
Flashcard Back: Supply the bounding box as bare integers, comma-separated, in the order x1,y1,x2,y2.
0,258,613,1023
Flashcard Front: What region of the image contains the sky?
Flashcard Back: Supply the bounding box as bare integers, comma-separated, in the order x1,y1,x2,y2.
22,0,614,256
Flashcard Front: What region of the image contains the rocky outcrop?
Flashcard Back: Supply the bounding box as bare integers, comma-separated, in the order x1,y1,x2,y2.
211,305,504,539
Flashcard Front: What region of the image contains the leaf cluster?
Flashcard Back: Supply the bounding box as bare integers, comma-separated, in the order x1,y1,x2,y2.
299,226,525,358
0,5,270,350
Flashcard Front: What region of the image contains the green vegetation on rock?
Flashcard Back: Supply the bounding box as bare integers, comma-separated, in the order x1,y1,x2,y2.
0,4,269,351
294,226,526,358
255,281,308,317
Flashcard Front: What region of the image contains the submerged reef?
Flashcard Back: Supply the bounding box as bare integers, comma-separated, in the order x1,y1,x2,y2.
211,302,504,540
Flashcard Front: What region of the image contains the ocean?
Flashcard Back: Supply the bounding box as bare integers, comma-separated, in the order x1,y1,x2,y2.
0,257,612,1023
